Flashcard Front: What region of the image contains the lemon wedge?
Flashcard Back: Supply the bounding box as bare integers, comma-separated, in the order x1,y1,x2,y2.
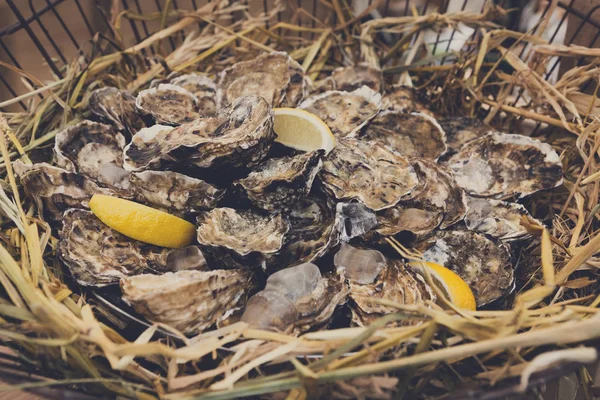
273,108,336,153
410,261,476,311
89,194,196,248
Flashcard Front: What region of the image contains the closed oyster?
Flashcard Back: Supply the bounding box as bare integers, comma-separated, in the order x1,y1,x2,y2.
89,87,145,134
299,86,381,137
334,243,434,326
218,51,306,108
241,263,348,333
377,159,467,236
123,96,274,171
382,85,435,117
130,170,224,215
438,117,492,157
319,138,419,211
445,132,563,198
323,64,384,93
362,111,447,160
59,209,170,286
136,84,200,125
170,73,217,116
465,197,539,241
414,230,514,306
233,150,323,212
197,208,289,269
121,269,253,334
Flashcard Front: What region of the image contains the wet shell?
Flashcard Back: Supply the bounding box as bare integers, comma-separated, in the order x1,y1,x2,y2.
241,263,348,334
58,209,170,286
233,150,324,212
170,73,217,116
465,197,539,241
54,120,129,188
414,230,514,306
382,85,436,117
438,116,492,158
121,269,253,334
322,64,384,93
445,132,563,198
218,51,307,108
362,111,447,160
319,138,419,211
299,86,381,137
123,95,274,171
130,170,224,215
197,208,290,269
136,83,200,125
89,87,145,134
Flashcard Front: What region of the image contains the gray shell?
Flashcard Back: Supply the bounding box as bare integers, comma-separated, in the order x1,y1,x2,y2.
320,64,384,93
382,85,436,117
136,83,200,125
89,87,145,134
465,197,540,241
438,117,492,158
169,73,217,116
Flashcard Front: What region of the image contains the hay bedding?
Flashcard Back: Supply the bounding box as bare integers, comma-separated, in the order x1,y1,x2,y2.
0,1,600,399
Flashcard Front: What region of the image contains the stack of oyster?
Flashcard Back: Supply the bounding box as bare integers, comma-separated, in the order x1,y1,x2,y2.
14,52,563,335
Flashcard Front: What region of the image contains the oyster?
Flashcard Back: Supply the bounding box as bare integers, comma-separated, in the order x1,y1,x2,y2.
334,243,434,326
299,86,381,137
58,209,170,286
377,159,467,236
89,87,145,134
135,84,200,125
322,64,384,93
54,120,129,188
464,197,539,241
445,132,563,198
240,263,348,333
196,208,289,269
130,170,224,215
123,95,274,172
218,51,307,108
361,111,447,160
414,230,514,306
170,73,217,116
334,202,378,241
121,269,253,334
165,246,209,271
319,138,419,211
438,117,492,157
382,85,435,117
233,150,323,212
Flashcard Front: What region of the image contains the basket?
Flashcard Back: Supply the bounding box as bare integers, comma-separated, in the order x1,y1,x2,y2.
1,1,600,399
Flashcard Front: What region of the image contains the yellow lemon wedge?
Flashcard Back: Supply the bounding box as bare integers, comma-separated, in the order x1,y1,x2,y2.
410,261,476,311
89,194,196,248
273,108,336,153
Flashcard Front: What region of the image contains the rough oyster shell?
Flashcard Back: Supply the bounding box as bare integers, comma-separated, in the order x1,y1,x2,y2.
414,230,514,306
123,95,274,171
445,132,563,198
166,246,209,271
218,51,307,108
362,111,447,160
130,170,224,215
121,269,253,334
334,202,378,241
136,83,200,125
382,85,435,117
377,159,467,236
197,208,290,269
54,120,129,188
319,138,419,211
233,150,323,212
465,197,539,241
58,209,170,286
170,73,217,116
89,87,145,134
299,86,381,137
321,64,384,93
438,117,492,157
240,263,348,334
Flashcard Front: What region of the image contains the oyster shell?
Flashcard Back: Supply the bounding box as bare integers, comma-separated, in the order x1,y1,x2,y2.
89,87,145,134
58,209,170,286
319,138,419,211
240,263,348,333
123,95,274,171
438,117,492,157
218,51,307,108
197,208,290,269
322,64,384,93
414,230,514,306
382,85,435,117
130,170,224,215
299,86,381,137
445,132,563,198
377,159,467,236
170,73,217,116
361,111,447,160
136,84,200,125
233,150,323,212
334,202,378,241
465,197,539,241
166,246,209,271
121,269,253,334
